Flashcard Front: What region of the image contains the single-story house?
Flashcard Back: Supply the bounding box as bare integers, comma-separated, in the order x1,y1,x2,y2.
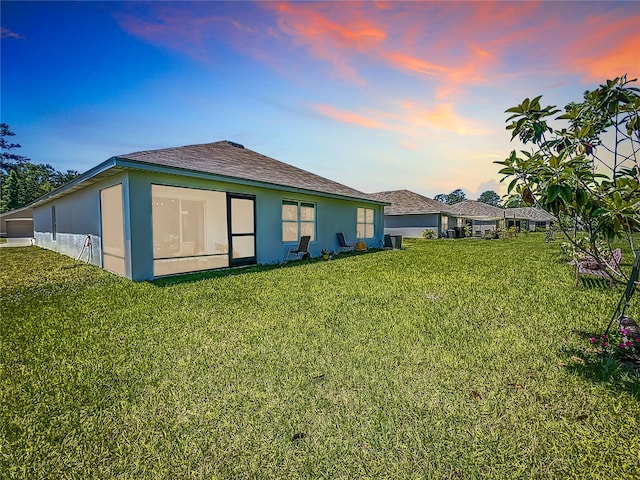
0,205,34,238
447,200,523,236
30,141,387,281
504,207,554,230
370,189,455,238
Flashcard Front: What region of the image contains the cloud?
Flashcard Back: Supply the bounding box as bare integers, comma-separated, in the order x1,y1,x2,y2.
563,15,640,80
311,100,490,137
1,28,25,40
312,104,387,129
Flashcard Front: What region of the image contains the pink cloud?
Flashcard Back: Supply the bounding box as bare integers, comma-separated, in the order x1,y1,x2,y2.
1,28,25,40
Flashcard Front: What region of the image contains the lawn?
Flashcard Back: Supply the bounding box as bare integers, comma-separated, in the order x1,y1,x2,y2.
1,234,639,479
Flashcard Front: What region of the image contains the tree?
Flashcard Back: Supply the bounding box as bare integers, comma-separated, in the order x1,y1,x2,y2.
496,75,640,280
502,194,526,208
434,189,467,205
0,124,79,212
1,169,23,211
0,123,29,171
447,188,466,205
477,190,502,207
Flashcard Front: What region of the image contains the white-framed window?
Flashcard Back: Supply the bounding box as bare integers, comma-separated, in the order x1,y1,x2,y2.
442,215,449,231
356,207,374,239
282,200,315,242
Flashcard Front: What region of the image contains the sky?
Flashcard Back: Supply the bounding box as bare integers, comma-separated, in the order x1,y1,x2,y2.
1,1,639,200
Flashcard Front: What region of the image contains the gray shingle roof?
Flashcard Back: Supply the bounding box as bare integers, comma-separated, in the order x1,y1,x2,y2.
504,207,554,222
446,200,507,219
370,189,451,215
117,141,383,203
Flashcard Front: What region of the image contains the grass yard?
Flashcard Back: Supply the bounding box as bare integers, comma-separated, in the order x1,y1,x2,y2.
1,234,639,479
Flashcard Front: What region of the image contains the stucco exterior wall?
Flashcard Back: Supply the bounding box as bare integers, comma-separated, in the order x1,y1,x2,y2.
31,169,381,281
33,174,129,271
383,213,447,238
124,170,384,280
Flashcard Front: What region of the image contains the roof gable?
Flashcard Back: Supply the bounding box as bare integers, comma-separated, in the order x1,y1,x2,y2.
370,189,451,215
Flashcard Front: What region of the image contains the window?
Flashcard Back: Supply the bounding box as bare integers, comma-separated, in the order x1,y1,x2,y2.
152,185,229,276
100,184,125,276
357,207,374,239
282,200,315,242
442,215,449,231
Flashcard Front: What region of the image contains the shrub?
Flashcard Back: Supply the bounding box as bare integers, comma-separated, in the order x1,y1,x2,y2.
422,229,435,239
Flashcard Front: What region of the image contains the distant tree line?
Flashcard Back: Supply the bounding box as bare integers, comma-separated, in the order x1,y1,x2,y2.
0,124,79,212
434,188,504,208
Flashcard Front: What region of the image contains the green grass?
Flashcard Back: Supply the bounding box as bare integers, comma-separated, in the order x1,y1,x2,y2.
1,234,639,479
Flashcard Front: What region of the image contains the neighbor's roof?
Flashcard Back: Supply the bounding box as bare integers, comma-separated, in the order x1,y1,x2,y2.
504,207,554,222
446,200,508,220
28,141,386,208
370,189,452,215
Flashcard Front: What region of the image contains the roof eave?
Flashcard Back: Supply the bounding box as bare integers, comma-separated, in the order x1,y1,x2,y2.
27,158,123,209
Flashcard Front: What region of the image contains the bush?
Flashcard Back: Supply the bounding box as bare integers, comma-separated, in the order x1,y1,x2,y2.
422,229,435,239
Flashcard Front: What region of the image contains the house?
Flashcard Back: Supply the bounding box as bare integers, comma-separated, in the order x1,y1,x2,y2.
30,141,387,281
447,200,519,236
504,207,554,230
0,205,34,238
370,189,455,238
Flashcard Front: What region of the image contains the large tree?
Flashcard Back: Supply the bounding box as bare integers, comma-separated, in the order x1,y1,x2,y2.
477,190,502,207
434,188,467,205
0,124,79,212
496,75,640,279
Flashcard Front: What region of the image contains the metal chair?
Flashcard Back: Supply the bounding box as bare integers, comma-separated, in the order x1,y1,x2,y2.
285,235,311,263
336,232,353,252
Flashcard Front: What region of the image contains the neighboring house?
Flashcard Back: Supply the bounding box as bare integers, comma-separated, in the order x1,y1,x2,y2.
0,206,34,238
447,200,521,236
30,141,387,281
370,189,455,238
504,207,554,230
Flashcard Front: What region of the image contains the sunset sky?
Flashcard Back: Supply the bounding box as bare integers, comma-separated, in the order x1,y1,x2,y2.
2,1,639,199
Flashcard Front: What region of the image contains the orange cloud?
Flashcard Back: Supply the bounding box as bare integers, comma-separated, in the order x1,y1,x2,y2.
561,14,640,80
312,100,489,137
313,104,387,129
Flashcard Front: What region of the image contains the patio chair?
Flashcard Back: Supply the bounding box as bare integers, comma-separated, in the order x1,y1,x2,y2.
575,248,622,288
285,235,311,263
336,232,353,252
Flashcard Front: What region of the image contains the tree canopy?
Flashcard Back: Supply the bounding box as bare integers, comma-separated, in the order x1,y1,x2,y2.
496,75,640,277
0,123,79,212
477,190,502,207
434,188,467,205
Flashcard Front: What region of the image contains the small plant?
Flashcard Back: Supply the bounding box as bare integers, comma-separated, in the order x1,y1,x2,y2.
589,326,640,368
320,248,334,260
422,229,435,239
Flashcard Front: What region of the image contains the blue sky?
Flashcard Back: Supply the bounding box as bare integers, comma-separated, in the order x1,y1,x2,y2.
2,1,639,199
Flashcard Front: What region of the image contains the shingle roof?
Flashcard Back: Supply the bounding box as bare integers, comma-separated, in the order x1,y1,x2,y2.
370,189,451,215
116,141,383,203
504,207,554,222
446,200,507,219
